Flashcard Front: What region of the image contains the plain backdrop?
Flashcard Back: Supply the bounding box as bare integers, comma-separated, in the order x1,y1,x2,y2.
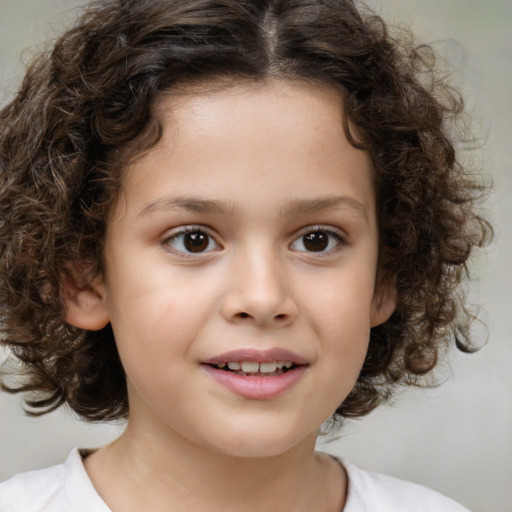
0,1,510,511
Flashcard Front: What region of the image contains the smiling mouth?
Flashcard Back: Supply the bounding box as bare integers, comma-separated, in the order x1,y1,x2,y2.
207,361,299,377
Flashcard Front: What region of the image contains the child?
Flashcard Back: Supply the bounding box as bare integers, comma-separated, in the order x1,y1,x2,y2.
0,0,491,510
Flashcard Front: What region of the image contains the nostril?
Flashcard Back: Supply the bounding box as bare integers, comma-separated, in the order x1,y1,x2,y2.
275,314,287,320
238,312,250,319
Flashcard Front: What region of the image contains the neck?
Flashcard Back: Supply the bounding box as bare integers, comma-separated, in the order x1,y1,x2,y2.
84,417,345,512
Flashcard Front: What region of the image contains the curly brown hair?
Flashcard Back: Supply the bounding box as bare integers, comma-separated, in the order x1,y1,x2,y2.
0,0,491,423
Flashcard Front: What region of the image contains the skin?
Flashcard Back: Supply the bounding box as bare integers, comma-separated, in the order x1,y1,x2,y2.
65,79,395,512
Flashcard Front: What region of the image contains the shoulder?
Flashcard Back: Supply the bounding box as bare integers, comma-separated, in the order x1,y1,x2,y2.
340,458,471,512
0,457,69,512
0,449,109,512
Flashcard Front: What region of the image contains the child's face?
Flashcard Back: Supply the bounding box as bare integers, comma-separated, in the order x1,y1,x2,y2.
73,79,395,457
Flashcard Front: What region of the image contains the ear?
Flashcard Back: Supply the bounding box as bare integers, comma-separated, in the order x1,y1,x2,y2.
370,276,397,328
62,264,110,331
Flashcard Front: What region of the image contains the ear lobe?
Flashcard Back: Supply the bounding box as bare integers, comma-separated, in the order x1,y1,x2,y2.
370,278,397,328
62,269,110,331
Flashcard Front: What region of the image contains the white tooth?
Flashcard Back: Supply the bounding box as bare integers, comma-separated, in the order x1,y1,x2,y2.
227,362,241,371
276,361,284,369
259,362,278,373
241,361,259,373
283,361,293,369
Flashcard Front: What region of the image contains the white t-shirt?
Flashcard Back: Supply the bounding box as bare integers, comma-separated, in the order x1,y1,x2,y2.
0,449,470,511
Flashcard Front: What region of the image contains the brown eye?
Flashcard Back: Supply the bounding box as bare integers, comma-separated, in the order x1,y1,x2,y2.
290,228,343,254
166,228,219,254
302,231,329,252
183,231,209,252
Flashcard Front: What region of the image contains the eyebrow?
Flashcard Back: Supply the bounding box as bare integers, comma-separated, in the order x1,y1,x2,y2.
138,196,236,218
282,196,369,222
138,194,368,221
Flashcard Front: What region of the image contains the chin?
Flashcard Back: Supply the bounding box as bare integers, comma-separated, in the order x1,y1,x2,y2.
202,424,316,460
215,441,297,459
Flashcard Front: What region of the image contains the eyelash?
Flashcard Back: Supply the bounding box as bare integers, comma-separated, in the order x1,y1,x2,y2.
289,225,347,256
162,226,221,256
162,225,347,257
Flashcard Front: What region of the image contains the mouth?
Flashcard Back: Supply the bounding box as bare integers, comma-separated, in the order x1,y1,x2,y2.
202,349,308,399
206,360,299,377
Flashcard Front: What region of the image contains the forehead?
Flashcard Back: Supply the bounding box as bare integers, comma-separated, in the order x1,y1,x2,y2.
156,78,348,149
115,78,376,225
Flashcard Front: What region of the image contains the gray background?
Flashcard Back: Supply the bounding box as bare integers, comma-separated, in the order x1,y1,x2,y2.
0,1,510,511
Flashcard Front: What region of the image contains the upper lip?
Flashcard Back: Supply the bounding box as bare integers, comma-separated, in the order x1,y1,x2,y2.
202,348,309,365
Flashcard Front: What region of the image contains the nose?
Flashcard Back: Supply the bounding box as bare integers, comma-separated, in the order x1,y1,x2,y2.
220,247,298,327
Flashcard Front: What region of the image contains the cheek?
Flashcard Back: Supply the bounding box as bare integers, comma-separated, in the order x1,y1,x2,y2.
305,269,376,335
109,289,208,412
105,272,218,375
302,269,375,378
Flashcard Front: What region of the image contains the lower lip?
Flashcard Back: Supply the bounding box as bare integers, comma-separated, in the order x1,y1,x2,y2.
202,365,307,400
